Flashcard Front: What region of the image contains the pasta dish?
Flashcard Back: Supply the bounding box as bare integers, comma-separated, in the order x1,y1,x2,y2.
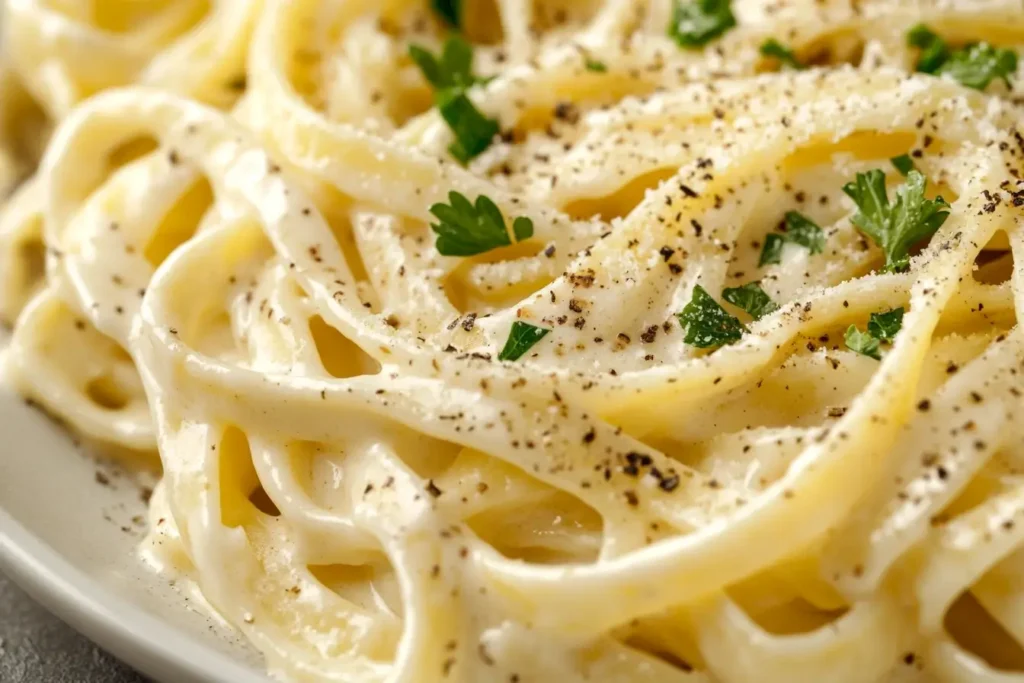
3,0,1024,681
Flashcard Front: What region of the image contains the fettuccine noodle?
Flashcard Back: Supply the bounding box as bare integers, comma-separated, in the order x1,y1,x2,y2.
2,1,1024,682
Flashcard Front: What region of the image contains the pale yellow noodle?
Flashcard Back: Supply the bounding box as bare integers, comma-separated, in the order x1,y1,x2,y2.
2,1,1024,682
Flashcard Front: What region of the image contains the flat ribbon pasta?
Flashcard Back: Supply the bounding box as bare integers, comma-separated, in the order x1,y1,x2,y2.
3,1,1024,682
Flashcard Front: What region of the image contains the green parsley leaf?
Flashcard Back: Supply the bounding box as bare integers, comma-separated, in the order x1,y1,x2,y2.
867,307,904,342
907,25,1017,90
677,285,747,348
759,213,824,266
759,38,804,69
498,321,550,361
907,24,949,74
431,0,461,28
845,325,881,360
845,308,905,360
939,42,1018,91
842,169,950,273
584,58,608,72
722,281,778,320
429,191,533,256
783,211,825,254
890,154,916,176
410,37,499,163
409,36,481,91
759,233,785,266
668,0,736,49
436,89,500,163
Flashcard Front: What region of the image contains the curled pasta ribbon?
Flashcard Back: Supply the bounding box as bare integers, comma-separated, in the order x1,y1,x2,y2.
3,1,1024,682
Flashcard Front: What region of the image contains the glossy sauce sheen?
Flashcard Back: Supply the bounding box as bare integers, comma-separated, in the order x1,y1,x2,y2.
2,1,1024,682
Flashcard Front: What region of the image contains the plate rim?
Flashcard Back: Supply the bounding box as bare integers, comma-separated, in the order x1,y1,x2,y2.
0,506,267,683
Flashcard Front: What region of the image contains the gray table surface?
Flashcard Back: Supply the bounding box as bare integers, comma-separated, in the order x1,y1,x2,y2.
0,570,148,683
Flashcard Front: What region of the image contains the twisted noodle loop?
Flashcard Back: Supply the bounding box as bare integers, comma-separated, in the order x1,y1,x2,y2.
2,1,1024,682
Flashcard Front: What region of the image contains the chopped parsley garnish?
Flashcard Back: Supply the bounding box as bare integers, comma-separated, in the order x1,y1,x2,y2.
584,58,608,72
429,191,533,256
759,38,804,69
408,36,483,90
759,233,785,266
844,325,881,360
940,43,1018,91
783,211,825,253
722,281,778,320
842,169,950,273
668,0,736,48
409,37,499,163
677,285,747,348
890,154,916,176
907,25,1017,90
907,24,950,74
759,211,824,265
431,0,461,28
498,321,550,361
845,307,904,360
867,307,904,342
436,90,501,163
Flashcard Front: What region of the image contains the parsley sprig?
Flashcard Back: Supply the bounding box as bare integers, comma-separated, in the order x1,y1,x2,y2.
409,36,485,90
436,91,500,163
722,281,778,320
845,326,881,360
759,211,825,266
760,39,804,70
907,25,1017,91
868,307,904,341
669,0,736,48
845,308,904,360
429,191,533,256
759,234,785,266
783,211,825,253
941,43,1018,91
409,36,499,163
842,169,950,273
890,154,916,176
908,24,950,74
498,321,550,361
678,285,747,348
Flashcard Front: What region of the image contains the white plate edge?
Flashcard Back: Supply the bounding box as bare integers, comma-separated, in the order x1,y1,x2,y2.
0,506,268,683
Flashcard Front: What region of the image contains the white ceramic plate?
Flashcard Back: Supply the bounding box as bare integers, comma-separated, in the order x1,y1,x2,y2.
0,347,269,683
